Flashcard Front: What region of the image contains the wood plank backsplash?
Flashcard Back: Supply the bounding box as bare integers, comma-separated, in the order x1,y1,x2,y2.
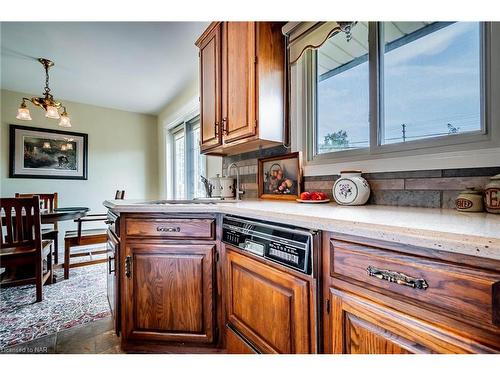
222,147,500,208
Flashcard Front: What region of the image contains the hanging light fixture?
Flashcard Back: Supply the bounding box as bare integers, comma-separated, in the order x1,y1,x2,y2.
16,58,72,127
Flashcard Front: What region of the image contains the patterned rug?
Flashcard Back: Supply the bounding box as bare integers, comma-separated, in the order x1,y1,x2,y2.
0,259,111,349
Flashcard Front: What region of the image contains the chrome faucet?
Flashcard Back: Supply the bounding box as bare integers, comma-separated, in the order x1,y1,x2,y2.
227,163,245,201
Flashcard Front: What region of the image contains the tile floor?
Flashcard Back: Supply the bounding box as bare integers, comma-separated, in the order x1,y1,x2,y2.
0,316,122,354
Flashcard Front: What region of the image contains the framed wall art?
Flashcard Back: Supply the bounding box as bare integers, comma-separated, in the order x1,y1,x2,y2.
258,152,302,200
9,124,88,180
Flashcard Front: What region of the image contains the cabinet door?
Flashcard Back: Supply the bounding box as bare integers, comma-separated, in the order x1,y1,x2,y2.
226,325,258,354
222,22,256,143
326,287,491,354
123,244,215,344
199,24,222,151
225,248,311,353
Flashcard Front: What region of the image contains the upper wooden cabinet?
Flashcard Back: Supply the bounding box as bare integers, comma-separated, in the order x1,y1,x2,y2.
198,23,222,151
196,22,286,155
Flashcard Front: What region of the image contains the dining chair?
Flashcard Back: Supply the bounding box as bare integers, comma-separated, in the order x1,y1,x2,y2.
1,196,54,302
63,190,125,279
15,193,59,264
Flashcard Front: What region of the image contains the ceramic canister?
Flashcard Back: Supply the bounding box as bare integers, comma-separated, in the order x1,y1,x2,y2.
455,187,483,212
484,174,500,214
332,170,371,206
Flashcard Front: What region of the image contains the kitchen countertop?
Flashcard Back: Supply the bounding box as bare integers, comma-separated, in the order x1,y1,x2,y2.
103,199,500,261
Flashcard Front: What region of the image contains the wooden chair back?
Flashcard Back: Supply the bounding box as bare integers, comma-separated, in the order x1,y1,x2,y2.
0,196,42,250
15,193,58,230
15,193,58,211
115,190,125,199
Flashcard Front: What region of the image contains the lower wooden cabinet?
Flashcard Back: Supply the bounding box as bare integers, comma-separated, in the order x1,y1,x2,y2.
122,243,215,344
225,247,314,353
226,325,258,354
323,232,500,354
326,287,496,354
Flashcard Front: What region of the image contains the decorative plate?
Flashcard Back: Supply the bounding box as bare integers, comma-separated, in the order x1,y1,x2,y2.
296,199,330,204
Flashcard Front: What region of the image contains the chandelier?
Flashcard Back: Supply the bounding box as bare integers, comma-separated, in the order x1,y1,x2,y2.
16,58,72,127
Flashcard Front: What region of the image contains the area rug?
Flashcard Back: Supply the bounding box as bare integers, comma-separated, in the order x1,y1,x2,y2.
0,259,111,349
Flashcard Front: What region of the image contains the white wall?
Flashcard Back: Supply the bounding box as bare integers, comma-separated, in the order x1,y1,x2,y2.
1,89,159,245
157,78,222,199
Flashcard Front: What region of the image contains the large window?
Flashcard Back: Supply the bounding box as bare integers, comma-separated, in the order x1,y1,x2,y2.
311,22,486,160
317,22,369,154
381,22,482,145
170,115,206,199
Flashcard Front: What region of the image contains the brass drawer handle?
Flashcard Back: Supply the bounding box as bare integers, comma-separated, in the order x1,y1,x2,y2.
156,226,181,233
367,265,429,290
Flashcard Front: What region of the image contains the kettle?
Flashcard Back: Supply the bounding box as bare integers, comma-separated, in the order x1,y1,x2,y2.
209,174,222,197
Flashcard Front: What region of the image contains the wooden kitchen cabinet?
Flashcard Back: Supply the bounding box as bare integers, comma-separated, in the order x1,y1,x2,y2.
225,247,313,353
196,22,286,155
327,287,490,354
198,23,222,151
322,232,500,354
122,243,216,344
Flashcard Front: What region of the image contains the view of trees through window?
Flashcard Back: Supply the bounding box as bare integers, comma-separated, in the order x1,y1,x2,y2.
316,22,482,155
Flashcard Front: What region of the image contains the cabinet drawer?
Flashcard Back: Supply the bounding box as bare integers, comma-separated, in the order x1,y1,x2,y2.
126,218,215,240
330,239,500,326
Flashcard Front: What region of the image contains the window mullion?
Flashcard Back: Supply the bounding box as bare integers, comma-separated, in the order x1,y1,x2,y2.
369,21,382,150
183,121,190,199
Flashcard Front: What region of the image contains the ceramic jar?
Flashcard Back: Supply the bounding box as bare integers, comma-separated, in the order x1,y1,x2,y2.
484,174,500,214
455,187,483,212
333,170,371,206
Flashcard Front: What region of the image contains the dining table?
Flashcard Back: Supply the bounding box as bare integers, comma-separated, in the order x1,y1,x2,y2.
41,206,90,224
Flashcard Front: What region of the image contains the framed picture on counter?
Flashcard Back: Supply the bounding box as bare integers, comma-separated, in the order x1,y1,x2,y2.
258,152,302,200
9,124,88,180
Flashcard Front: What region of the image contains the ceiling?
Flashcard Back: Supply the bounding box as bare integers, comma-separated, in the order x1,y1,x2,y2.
0,22,209,114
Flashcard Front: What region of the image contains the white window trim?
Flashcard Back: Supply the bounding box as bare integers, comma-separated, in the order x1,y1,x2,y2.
162,102,201,199
290,22,500,176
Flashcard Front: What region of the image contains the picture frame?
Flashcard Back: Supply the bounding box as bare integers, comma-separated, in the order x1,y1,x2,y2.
258,152,302,200
9,124,88,180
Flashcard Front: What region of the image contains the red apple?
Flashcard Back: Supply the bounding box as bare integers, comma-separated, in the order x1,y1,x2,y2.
300,192,311,200
310,191,322,200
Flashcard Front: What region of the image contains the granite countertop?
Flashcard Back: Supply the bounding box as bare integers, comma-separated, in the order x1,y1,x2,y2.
103,199,500,261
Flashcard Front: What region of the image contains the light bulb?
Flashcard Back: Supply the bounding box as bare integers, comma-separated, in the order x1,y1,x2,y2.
58,114,72,127
45,105,60,119
16,106,32,121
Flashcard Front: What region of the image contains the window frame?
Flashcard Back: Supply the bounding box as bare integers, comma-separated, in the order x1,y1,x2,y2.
305,21,491,165
169,114,206,199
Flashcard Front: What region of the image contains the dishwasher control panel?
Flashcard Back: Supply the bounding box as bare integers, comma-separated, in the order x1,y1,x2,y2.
222,216,313,274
